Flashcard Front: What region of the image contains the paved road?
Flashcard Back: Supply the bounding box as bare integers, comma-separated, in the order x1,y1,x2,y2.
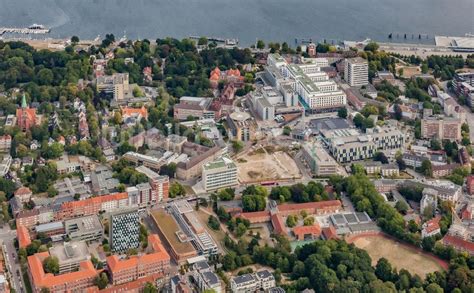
0,227,25,293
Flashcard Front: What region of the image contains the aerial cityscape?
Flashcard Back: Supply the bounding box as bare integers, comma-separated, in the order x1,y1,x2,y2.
0,2,473,293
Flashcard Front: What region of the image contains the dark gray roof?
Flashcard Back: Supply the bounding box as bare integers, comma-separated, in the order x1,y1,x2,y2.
233,273,255,284
203,271,220,286
269,287,286,293
256,270,274,279
194,260,210,271
170,275,181,285
309,117,350,133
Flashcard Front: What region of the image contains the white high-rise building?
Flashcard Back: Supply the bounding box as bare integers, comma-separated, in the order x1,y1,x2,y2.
202,156,238,192
344,57,369,87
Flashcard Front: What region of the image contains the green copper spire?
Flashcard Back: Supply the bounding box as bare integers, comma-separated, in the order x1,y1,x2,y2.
21,93,27,108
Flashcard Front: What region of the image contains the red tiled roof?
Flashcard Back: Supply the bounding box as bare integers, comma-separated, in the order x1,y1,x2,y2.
271,213,285,235
322,226,338,240
423,216,441,234
121,106,148,120
293,224,322,238
17,225,31,249
15,187,32,196
461,204,472,220
107,234,170,274
278,200,342,213
87,272,164,293
442,235,474,255
28,252,97,290
237,211,270,223
226,69,241,77
62,192,128,209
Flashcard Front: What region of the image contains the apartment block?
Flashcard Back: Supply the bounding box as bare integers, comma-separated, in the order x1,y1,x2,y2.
421,116,462,141
202,156,238,192
344,57,369,87
109,209,140,253
192,261,222,293
0,135,11,152
231,274,258,293
255,270,277,291
381,164,400,177
56,192,129,220
230,270,276,293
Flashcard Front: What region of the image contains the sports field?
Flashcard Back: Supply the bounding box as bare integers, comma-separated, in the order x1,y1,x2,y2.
352,235,447,276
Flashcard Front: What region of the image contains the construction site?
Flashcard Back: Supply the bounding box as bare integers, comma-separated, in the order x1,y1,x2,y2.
235,145,301,183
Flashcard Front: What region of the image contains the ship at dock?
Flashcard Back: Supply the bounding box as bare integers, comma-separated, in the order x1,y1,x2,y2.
0,24,51,36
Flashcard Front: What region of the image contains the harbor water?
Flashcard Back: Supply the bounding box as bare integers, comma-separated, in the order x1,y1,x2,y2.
0,0,473,45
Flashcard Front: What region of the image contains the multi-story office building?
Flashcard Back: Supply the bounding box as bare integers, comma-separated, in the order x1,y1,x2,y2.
170,200,218,256
123,152,166,171
135,166,170,202
254,96,275,120
109,209,140,253
283,63,346,111
344,57,369,87
322,126,404,163
96,73,130,101
301,141,339,176
265,54,346,112
126,183,154,208
421,116,462,141
64,215,103,242
202,156,238,192
173,96,218,120
227,112,255,142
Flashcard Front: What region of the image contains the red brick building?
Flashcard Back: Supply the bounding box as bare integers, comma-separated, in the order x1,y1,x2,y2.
16,94,37,131
107,234,171,285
